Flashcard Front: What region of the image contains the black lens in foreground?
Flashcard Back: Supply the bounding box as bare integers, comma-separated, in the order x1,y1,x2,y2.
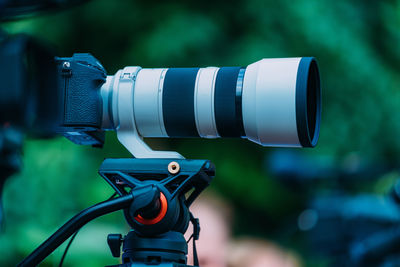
296,57,321,147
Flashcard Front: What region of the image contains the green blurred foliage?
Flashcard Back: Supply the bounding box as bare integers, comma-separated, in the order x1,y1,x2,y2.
1,0,400,266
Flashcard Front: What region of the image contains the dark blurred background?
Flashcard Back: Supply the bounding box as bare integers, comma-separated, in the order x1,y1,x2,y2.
1,0,400,266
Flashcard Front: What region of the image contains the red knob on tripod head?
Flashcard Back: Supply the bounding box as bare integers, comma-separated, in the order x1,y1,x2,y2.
135,192,168,225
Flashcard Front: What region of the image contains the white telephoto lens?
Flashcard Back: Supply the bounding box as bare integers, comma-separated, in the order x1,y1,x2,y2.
101,57,321,148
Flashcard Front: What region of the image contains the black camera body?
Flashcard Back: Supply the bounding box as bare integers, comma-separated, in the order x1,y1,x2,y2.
55,53,107,146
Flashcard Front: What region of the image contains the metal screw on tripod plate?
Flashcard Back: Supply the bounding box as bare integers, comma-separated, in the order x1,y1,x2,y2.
63,61,70,68
168,161,180,174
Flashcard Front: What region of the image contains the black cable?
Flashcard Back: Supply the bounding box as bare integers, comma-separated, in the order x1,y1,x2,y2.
188,212,200,266
18,193,133,267
58,230,79,267
58,192,118,267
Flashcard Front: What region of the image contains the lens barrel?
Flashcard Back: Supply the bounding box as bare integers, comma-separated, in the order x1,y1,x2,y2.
102,57,321,148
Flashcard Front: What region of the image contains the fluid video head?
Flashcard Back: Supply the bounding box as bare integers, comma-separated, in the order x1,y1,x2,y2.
56,53,321,158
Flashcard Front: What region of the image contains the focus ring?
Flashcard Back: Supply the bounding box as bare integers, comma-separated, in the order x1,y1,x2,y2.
214,67,244,137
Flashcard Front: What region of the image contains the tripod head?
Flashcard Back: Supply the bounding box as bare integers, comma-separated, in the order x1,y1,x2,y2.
100,159,214,235
102,158,214,266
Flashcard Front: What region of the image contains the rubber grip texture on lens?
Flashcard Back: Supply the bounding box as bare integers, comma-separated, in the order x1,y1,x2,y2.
163,68,200,137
